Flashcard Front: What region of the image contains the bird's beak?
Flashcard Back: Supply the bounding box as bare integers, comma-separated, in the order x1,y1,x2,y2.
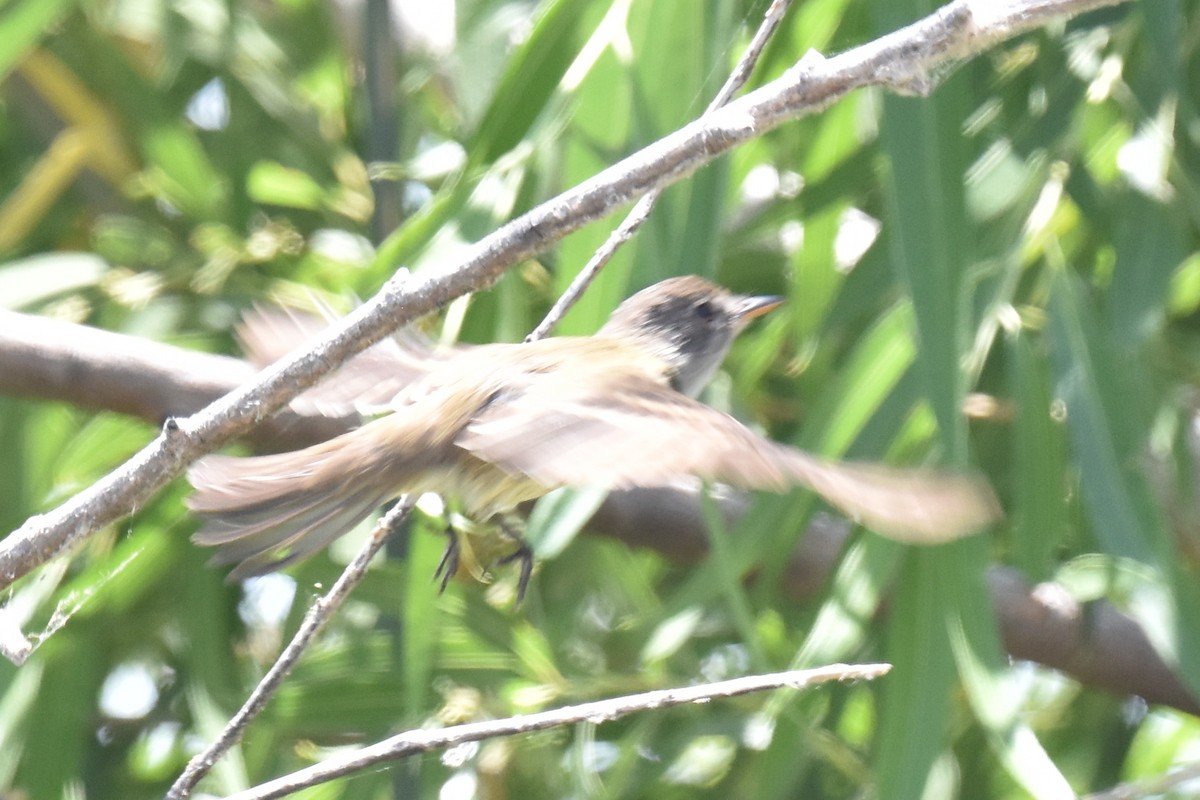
735,293,785,322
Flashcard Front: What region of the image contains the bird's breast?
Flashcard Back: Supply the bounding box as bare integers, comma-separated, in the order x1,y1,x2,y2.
406,455,549,519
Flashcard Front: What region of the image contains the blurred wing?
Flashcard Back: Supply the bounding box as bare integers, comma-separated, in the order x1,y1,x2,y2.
238,303,335,367
461,379,795,489
459,377,1000,543
238,304,454,416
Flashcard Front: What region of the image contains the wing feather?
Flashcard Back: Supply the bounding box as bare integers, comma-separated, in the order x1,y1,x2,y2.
238,305,453,415
458,377,999,542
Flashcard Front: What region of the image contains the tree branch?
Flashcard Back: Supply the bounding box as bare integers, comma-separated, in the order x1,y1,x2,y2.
0,309,357,452
0,0,1129,594
222,664,893,800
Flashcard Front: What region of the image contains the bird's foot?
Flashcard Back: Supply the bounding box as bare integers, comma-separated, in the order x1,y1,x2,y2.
495,517,534,605
497,542,534,606
433,524,460,593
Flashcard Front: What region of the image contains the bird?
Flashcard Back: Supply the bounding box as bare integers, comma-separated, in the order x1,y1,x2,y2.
187,275,1000,598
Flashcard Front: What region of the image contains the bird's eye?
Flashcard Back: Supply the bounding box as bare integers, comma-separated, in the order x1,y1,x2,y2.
694,300,715,320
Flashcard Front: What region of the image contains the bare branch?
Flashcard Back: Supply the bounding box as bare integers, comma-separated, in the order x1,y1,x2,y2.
0,309,357,452
0,0,1129,593
988,567,1200,715
222,663,892,800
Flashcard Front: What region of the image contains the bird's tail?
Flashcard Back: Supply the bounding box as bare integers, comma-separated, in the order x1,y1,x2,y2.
187,428,401,581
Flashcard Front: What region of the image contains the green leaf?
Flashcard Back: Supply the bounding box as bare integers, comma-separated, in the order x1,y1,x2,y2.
1008,332,1068,580
876,548,956,800
0,0,76,80
800,301,916,454
246,161,327,210
1047,270,1165,563
467,0,596,168
142,124,227,219
525,486,609,560
0,252,108,310
1109,191,1184,344
877,52,973,463
403,513,446,718
946,536,1074,800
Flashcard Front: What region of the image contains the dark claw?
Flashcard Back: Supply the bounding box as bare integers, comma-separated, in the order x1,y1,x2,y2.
434,525,460,593
497,542,534,606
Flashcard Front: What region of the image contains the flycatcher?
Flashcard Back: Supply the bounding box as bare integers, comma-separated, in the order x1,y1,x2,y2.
188,276,999,595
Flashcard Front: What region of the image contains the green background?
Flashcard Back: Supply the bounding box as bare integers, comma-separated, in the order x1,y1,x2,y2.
1,0,1198,798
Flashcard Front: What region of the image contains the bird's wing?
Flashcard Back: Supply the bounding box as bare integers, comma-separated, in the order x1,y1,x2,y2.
238,304,456,415
458,377,1000,543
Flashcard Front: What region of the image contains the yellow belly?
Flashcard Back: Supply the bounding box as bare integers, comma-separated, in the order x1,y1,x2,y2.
405,454,550,520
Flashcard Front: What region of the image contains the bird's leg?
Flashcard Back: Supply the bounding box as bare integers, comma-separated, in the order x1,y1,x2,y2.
433,522,460,593
495,516,534,605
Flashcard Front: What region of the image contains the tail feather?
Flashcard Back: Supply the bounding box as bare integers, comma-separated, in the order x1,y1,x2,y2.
188,450,395,580
217,487,393,581
190,480,353,546
187,451,339,516
200,487,378,563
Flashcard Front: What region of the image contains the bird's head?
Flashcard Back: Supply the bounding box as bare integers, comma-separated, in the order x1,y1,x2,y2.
599,276,783,397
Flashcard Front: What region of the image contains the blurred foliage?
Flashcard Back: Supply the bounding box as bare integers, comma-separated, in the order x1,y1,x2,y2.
2,0,1200,798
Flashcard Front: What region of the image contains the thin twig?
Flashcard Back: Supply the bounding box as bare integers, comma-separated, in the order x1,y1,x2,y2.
165,497,415,800
223,663,892,800
526,0,794,342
